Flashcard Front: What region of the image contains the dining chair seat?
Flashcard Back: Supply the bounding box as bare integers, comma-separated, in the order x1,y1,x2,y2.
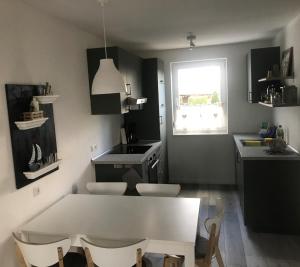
86,182,127,195
81,237,149,267
81,237,152,267
136,183,181,197
13,232,86,267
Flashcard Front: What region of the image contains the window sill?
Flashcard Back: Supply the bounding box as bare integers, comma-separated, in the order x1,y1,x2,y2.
173,129,229,136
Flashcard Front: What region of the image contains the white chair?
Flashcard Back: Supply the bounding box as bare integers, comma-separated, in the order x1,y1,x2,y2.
163,198,225,267
86,182,127,195
13,232,86,267
81,237,148,267
136,183,181,197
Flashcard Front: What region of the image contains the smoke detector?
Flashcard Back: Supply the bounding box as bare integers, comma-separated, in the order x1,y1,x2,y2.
187,32,196,50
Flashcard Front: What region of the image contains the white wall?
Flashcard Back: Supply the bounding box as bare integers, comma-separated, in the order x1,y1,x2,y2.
272,15,300,150
139,40,273,184
0,0,120,266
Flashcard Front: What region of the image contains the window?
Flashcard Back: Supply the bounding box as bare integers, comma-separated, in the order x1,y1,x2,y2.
171,58,228,135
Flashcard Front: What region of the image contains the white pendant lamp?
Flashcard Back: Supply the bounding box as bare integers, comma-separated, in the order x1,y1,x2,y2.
92,0,126,95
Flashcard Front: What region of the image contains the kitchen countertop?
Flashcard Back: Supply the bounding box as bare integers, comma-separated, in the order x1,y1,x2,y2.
233,134,300,160
92,140,162,165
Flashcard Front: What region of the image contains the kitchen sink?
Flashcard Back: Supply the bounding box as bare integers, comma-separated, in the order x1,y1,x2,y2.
240,139,268,147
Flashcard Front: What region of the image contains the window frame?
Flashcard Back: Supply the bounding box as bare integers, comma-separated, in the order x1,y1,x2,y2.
170,58,228,136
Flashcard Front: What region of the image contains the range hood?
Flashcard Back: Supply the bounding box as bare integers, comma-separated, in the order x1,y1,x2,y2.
126,97,147,105
126,97,147,110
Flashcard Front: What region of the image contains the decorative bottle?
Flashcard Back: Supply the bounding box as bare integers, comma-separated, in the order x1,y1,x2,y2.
30,97,40,112
276,125,284,139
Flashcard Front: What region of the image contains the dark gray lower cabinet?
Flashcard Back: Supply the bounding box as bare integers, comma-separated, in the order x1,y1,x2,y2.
95,164,146,182
235,152,300,234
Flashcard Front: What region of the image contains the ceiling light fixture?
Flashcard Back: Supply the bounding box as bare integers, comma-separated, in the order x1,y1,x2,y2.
187,32,196,50
92,0,126,95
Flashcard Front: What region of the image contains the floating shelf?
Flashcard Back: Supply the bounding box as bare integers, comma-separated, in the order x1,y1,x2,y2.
23,160,61,180
258,102,300,108
15,118,48,130
35,95,60,104
258,76,294,82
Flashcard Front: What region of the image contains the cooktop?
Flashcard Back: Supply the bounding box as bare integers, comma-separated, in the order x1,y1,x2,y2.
108,145,151,154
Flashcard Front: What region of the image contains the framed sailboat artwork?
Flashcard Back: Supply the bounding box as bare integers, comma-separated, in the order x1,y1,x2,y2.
5,84,60,189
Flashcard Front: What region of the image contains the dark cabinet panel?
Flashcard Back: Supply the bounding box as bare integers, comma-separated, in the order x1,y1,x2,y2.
118,48,143,99
235,150,300,233
86,47,142,114
247,47,280,103
235,148,245,222
124,58,168,182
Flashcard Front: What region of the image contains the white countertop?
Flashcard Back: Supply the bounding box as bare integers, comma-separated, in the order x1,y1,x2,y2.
20,194,200,244
233,134,300,160
92,141,162,165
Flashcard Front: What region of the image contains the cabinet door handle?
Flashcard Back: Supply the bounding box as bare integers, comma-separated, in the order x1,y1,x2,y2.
236,152,241,163
160,104,165,108
160,116,163,125
151,159,160,169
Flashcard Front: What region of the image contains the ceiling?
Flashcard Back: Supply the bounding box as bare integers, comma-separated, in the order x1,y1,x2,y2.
23,0,300,51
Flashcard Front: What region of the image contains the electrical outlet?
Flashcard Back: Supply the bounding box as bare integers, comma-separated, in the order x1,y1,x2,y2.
33,186,40,197
90,144,97,152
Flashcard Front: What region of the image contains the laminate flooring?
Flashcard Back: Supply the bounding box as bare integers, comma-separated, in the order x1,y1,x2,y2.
146,185,300,267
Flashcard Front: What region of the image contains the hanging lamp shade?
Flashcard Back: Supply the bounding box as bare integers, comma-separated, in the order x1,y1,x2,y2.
92,58,126,95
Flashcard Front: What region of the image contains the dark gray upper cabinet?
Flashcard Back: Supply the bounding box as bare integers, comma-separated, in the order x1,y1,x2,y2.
124,58,168,182
86,47,143,114
247,46,280,103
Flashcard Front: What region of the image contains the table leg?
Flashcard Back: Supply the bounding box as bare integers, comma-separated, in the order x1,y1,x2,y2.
183,246,195,267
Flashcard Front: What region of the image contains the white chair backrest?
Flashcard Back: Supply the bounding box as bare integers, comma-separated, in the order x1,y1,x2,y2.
13,232,71,267
136,183,181,197
81,238,148,267
86,182,127,195
205,197,225,235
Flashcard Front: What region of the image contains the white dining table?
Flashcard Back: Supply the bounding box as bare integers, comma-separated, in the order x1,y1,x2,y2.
20,194,200,267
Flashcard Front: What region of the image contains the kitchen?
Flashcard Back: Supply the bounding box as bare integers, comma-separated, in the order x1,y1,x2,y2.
1,0,300,267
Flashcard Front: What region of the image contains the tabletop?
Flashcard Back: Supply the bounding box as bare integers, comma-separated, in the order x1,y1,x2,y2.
20,194,200,245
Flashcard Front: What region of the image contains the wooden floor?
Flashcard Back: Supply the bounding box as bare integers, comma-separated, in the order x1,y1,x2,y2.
147,185,300,267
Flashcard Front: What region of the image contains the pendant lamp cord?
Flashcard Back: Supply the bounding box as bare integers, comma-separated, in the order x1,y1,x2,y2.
100,1,108,58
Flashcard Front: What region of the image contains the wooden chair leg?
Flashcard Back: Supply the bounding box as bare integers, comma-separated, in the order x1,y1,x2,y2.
57,247,64,267
215,246,224,267
84,247,94,267
15,244,27,267
136,248,142,267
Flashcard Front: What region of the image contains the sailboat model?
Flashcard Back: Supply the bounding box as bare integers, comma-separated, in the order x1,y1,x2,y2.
28,144,42,171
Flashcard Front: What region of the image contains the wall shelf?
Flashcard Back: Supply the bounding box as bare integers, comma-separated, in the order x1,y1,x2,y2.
35,95,60,104
258,76,294,82
14,118,48,130
258,102,299,108
23,160,61,180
